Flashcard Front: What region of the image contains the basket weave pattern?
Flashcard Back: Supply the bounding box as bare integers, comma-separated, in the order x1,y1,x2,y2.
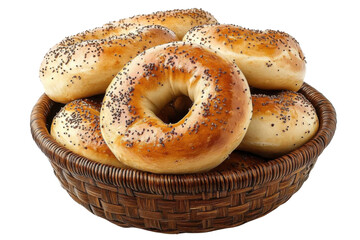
51,161,313,232
30,83,336,233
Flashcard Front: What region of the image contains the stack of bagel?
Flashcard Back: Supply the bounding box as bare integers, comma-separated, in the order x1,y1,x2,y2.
40,8,319,174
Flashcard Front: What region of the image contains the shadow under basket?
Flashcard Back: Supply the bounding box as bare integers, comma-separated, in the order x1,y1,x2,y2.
30,83,336,233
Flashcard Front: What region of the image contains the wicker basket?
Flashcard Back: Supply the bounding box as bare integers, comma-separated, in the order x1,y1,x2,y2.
30,83,336,233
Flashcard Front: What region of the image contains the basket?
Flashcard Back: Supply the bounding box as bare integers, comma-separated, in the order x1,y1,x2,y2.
30,83,336,233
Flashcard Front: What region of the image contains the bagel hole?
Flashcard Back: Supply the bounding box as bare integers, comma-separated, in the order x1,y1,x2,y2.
157,95,193,124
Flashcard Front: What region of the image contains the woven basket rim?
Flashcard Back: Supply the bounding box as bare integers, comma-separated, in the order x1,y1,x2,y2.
30,83,336,194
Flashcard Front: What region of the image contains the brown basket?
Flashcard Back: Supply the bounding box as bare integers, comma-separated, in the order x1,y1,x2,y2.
30,83,336,233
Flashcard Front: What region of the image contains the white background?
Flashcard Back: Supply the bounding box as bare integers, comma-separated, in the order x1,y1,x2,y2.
1,0,359,239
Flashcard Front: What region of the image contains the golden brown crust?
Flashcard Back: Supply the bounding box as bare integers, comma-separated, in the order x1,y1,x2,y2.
100,42,252,174
183,24,306,91
40,25,178,103
106,8,218,39
50,98,127,168
50,23,141,49
237,91,319,158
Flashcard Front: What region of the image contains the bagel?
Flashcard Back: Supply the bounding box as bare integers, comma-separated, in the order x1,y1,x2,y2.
40,24,178,103
51,98,127,168
237,91,319,158
183,24,306,91
100,42,252,174
105,8,218,39
49,23,144,50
